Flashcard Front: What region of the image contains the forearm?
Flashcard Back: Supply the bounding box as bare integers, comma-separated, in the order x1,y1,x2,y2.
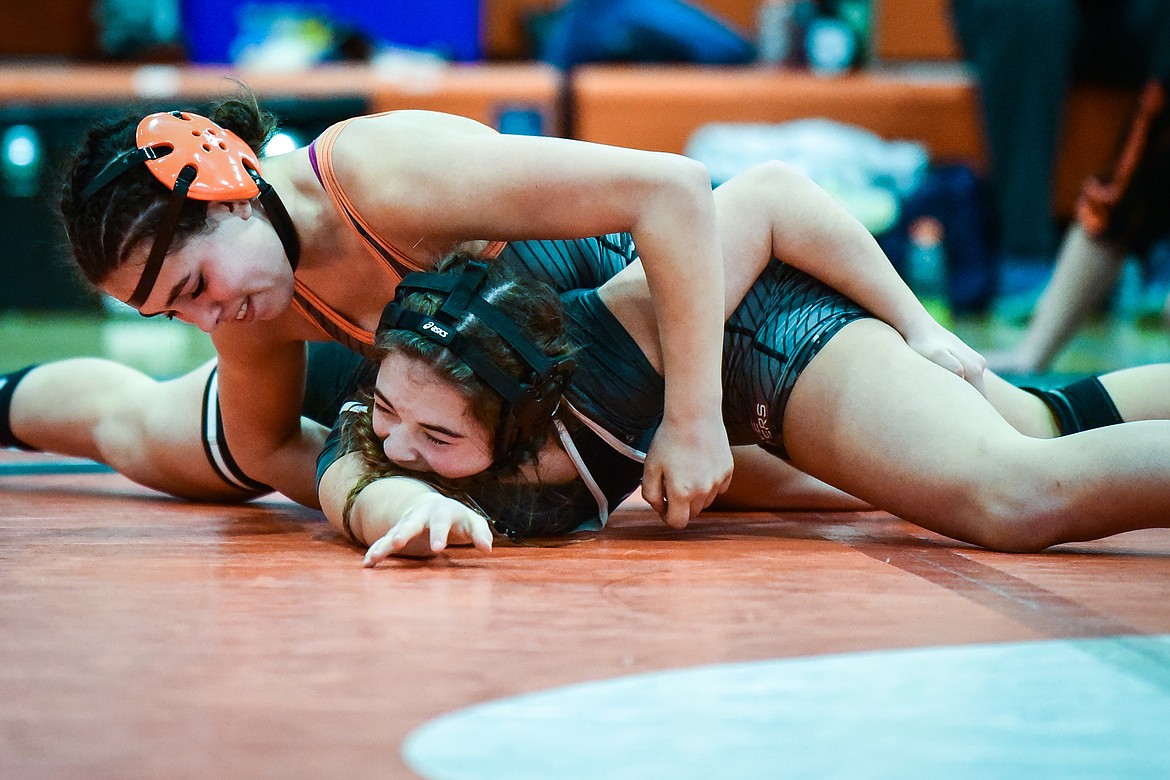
770,166,933,337
319,451,365,532
634,161,726,417
239,419,330,508
211,336,329,507
319,452,441,546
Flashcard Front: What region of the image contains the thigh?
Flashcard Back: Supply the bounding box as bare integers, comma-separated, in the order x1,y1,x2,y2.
1098,364,1170,421
717,446,871,511
981,371,1062,437
782,319,1035,531
112,360,266,502
983,363,1170,436
712,172,774,315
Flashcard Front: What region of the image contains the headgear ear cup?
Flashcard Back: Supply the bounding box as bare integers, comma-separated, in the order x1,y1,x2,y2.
136,112,262,200
79,111,261,203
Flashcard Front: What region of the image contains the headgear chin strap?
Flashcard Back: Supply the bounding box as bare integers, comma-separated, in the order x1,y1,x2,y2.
78,111,301,310
378,262,577,462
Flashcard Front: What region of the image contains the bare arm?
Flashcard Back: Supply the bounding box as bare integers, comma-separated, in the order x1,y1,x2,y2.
721,162,987,387
210,324,327,507
320,452,492,562
602,162,986,388
332,113,733,528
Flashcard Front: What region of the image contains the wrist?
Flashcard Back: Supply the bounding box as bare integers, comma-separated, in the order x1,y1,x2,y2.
345,476,437,546
663,395,722,426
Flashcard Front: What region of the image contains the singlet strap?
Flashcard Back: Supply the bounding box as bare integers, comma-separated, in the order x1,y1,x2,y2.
550,400,649,531
293,113,506,355
291,282,379,359
561,398,647,462
310,115,506,277
312,118,419,280
553,418,610,530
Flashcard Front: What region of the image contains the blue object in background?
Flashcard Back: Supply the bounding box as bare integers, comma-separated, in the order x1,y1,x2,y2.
536,0,754,69
881,163,998,315
182,0,482,63
496,106,548,137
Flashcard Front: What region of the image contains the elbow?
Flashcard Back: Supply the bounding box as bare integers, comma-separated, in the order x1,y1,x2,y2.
634,154,715,224
676,154,713,189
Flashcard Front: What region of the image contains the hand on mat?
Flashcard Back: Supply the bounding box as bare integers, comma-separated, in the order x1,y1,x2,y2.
363,492,493,566
641,413,734,530
904,322,988,396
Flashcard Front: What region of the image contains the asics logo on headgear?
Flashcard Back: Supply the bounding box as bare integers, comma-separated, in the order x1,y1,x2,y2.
420,320,450,339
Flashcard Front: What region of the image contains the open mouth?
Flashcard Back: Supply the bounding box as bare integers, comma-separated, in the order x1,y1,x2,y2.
235,297,250,322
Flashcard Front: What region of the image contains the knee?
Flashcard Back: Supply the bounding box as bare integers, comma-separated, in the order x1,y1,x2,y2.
950,462,1068,552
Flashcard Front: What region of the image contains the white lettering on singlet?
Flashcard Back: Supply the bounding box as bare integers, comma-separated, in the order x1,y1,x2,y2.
751,401,774,442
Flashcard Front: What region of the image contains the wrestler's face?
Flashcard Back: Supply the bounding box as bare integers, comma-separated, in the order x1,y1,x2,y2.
103,200,294,332
372,351,494,479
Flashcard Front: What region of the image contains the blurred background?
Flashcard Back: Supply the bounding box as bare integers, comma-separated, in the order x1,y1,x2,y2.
1,0,1166,382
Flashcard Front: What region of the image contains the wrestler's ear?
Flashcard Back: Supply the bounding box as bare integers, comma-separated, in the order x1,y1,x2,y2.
206,200,254,222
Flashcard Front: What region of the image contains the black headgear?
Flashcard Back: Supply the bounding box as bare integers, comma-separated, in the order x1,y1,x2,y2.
78,111,300,311
377,262,576,461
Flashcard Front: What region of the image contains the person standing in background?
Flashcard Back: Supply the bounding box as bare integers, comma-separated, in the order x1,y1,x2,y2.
949,0,1170,325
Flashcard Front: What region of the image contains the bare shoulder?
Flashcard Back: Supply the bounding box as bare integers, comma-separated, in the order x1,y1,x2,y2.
314,110,507,243
329,111,497,175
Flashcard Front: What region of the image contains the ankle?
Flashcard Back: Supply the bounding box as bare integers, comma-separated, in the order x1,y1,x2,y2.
0,365,40,451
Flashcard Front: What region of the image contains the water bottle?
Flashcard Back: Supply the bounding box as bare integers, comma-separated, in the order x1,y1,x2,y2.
757,0,797,66
905,216,952,326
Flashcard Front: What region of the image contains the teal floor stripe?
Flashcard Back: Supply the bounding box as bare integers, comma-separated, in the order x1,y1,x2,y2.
0,460,114,475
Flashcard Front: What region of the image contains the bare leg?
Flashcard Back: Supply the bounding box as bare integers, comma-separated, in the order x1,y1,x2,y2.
987,225,1125,374
784,319,1170,551
8,358,259,502
715,446,871,511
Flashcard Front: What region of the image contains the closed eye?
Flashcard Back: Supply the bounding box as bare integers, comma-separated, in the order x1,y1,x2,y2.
142,275,204,320
373,406,450,446
371,389,466,444
372,398,396,421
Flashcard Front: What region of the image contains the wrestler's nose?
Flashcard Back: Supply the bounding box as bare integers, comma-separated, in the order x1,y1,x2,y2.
382,429,425,471
180,301,223,333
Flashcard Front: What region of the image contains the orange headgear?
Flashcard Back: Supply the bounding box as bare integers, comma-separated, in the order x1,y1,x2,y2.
79,111,299,310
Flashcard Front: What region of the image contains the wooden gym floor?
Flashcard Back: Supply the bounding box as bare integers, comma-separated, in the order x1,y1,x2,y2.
2,312,1170,778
